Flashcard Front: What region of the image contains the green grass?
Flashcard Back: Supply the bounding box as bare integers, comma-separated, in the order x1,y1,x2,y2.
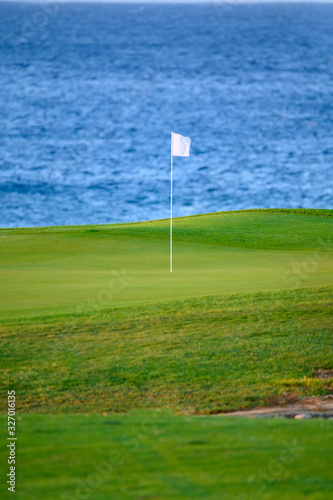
0,209,332,414
1,209,333,319
1,209,333,499
1,286,332,414
0,412,332,500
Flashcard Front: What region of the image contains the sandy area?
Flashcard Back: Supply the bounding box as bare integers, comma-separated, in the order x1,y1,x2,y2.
225,396,333,419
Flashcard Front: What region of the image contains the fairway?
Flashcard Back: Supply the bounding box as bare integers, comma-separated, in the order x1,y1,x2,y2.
0,413,332,500
1,209,332,320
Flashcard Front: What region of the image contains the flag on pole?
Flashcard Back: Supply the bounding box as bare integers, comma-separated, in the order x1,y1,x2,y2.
171,131,191,157
170,131,191,273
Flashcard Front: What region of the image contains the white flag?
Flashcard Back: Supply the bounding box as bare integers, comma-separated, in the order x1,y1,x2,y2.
171,131,191,157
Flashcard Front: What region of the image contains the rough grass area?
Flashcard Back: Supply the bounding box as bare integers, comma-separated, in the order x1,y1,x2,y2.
1,286,332,414
0,412,332,500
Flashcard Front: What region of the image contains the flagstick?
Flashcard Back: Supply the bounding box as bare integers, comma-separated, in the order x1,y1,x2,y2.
169,130,191,273
170,151,173,273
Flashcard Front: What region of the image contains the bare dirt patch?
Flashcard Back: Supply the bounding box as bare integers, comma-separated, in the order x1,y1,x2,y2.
225,396,333,419
313,369,333,379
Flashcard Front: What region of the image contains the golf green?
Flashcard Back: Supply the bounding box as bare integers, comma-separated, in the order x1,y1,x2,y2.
1,209,332,320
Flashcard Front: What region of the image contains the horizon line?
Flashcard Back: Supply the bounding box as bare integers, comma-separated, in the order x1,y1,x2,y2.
1,0,333,4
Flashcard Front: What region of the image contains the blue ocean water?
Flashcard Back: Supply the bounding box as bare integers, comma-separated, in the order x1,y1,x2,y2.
0,2,332,228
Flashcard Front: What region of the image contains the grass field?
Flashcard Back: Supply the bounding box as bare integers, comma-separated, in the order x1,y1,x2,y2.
1,286,333,414
0,208,333,319
0,209,333,499
0,413,332,500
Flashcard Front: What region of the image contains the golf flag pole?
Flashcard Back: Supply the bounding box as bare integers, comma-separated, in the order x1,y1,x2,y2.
170,131,191,273
170,135,173,273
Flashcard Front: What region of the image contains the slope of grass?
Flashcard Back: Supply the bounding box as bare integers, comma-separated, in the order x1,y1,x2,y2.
1,286,332,414
0,413,332,500
1,209,333,319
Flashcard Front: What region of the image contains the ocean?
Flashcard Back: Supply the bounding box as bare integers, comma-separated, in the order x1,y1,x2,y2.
0,2,332,228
